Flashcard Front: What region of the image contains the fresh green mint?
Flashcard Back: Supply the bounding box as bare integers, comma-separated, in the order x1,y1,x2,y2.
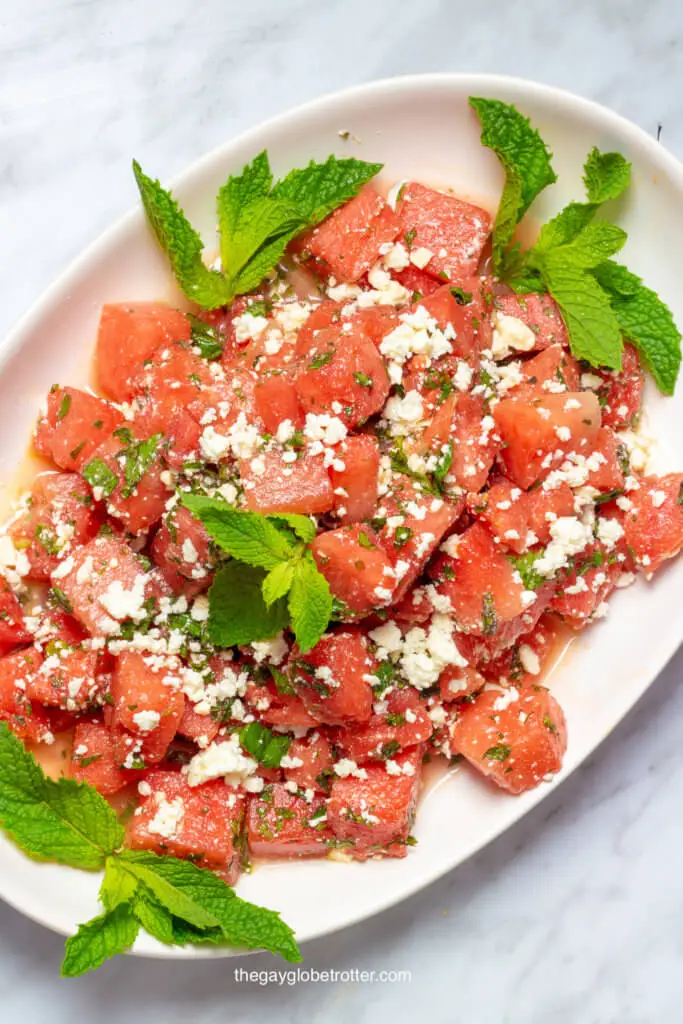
182,494,332,652
134,152,382,310
470,96,681,390
0,725,301,976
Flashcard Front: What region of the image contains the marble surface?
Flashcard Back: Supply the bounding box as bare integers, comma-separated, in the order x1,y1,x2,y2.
2,0,683,1020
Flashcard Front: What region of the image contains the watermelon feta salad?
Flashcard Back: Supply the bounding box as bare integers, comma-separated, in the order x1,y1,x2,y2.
0,97,681,971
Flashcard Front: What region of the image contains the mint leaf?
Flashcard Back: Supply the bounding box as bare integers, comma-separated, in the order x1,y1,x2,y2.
534,222,627,273
469,96,556,267
272,155,383,224
217,152,273,257
188,313,224,361
596,263,682,394
288,553,333,653
82,458,118,498
209,563,289,646
508,550,546,590
542,257,623,370
583,147,631,203
262,560,295,607
219,192,305,297
238,722,290,768
534,201,598,252
132,161,231,309
0,723,123,870
535,149,630,253
182,494,297,570
132,889,177,945
269,513,317,544
61,904,139,978
592,259,641,296
116,850,302,961
117,433,163,499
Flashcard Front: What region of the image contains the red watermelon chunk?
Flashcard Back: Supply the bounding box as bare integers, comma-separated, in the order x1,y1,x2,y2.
247,783,332,858
96,303,191,402
327,745,423,858
34,387,123,472
127,770,246,884
448,684,566,794
289,629,375,726
298,187,400,283
395,183,491,281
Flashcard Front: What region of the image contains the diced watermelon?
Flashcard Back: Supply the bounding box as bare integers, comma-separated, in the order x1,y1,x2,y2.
72,719,137,795
450,393,501,491
127,770,246,884
9,472,100,581
494,392,601,489
53,535,165,636
110,650,184,764
241,450,334,515
511,344,580,401
96,303,191,402
131,343,214,437
244,678,319,730
247,783,332,857
439,663,486,702
585,427,626,494
338,688,432,762
295,300,343,356
415,278,493,360
0,647,52,741
395,183,491,280
151,505,215,597
176,696,221,746
474,476,575,553
289,629,375,726
298,187,400,283
429,521,527,635
34,387,124,471
82,432,171,535
311,524,395,615
0,582,33,657
330,434,380,524
448,684,566,794
253,374,305,434
282,729,334,793
327,745,422,858
550,542,624,627
392,265,441,299
345,307,402,351
596,343,644,430
494,293,569,351
376,480,462,602
621,474,683,575
27,648,102,710
295,326,390,429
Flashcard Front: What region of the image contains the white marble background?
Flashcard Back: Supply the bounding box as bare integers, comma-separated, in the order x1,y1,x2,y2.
2,0,683,1020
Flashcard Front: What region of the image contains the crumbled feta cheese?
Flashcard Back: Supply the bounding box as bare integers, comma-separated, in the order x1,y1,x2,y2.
519,645,541,675
148,796,185,839
186,734,258,788
233,311,268,343
132,709,161,733
382,390,424,436
410,246,434,269
491,313,536,360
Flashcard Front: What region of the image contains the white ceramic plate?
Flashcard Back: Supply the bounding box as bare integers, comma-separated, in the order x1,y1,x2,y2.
1,73,683,959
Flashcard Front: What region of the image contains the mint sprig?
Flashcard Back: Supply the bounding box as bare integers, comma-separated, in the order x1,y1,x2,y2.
182,494,332,652
134,152,382,310
468,96,556,273
0,725,301,976
470,96,681,391
0,722,123,869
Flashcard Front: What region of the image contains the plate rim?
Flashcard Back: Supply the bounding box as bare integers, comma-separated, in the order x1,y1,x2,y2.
2,71,683,959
